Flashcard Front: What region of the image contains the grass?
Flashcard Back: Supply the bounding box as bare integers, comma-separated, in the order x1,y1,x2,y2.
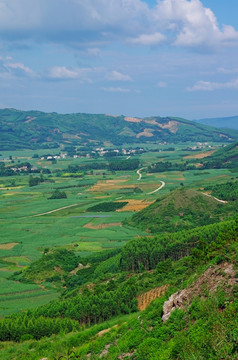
0,290,59,317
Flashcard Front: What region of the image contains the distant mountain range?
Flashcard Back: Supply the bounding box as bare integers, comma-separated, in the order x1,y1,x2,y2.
195,116,238,130
1,108,238,150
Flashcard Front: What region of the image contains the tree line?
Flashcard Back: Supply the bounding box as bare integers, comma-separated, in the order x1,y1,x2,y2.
120,218,238,272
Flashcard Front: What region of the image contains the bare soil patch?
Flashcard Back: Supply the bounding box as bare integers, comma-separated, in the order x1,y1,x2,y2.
157,120,178,134
124,117,141,123
97,325,118,337
83,222,122,230
88,179,132,192
183,150,215,160
0,242,19,250
117,199,153,212
24,116,37,123
136,130,154,138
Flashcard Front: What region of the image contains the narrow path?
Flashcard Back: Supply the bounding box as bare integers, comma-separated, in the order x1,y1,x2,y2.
202,192,228,204
137,167,145,181
30,203,79,217
147,181,165,195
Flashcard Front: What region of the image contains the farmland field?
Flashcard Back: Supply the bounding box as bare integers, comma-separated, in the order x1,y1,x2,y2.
0,143,237,316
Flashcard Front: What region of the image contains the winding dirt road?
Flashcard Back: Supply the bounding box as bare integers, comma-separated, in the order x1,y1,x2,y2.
136,167,165,194
202,192,228,204
137,167,145,181
147,181,165,195
31,203,79,217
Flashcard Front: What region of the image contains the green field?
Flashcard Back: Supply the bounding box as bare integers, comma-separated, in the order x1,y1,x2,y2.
0,145,237,316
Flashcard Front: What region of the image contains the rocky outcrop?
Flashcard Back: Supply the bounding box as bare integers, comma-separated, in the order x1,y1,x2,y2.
162,262,238,322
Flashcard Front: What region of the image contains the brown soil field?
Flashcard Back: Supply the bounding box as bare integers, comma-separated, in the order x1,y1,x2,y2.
117,199,153,212
136,130,154,138
157,120,178,134
0,242,19,250
183,150,215,159
124,117,141,123
138,285,168,311
88,179,133,192
24,116,37,123
83,222,122,230
105,114,119,118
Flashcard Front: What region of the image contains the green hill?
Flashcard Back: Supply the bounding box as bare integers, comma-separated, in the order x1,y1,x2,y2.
201,141,238,169
1,108,238,150
127,188,235,233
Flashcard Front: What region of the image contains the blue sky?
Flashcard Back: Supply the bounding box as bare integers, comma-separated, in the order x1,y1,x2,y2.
0,0,238,120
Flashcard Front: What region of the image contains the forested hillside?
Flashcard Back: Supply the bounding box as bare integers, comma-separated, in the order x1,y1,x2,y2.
200,141,238,169
1,217,237,359
1,108,238,150
127,188,237,233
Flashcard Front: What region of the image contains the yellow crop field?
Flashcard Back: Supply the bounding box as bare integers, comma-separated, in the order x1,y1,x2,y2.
0,242,19,250
117,199,153,212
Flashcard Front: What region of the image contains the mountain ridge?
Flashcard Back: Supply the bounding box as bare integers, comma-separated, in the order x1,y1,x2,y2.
1,108,238,150
195,115,238,130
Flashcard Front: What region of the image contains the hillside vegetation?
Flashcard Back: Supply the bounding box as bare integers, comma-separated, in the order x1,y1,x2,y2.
200,141,238,169
1,108,238,150
127,188,236,233
0,217,238,359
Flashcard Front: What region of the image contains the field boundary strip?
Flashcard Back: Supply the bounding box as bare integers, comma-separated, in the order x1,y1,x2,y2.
29,203,79,217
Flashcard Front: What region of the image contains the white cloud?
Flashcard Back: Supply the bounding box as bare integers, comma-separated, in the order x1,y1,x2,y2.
128,32,166,45
5,62,36,77
47,66,79,80
102,87,130,93
107,70,133,82
0,0,237,52
45,66,102,82
187,78,238,91
153,0,238,49
0,0,151,46
0,58,36,78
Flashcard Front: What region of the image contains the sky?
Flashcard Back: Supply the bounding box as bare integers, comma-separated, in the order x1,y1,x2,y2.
0,0,238,120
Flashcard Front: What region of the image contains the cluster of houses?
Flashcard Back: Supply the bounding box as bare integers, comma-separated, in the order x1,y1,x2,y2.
40,147,145,159
40,154,66,160
10,165,39,173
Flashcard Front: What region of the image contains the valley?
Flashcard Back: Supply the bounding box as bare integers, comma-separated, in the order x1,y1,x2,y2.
0,116,238,359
